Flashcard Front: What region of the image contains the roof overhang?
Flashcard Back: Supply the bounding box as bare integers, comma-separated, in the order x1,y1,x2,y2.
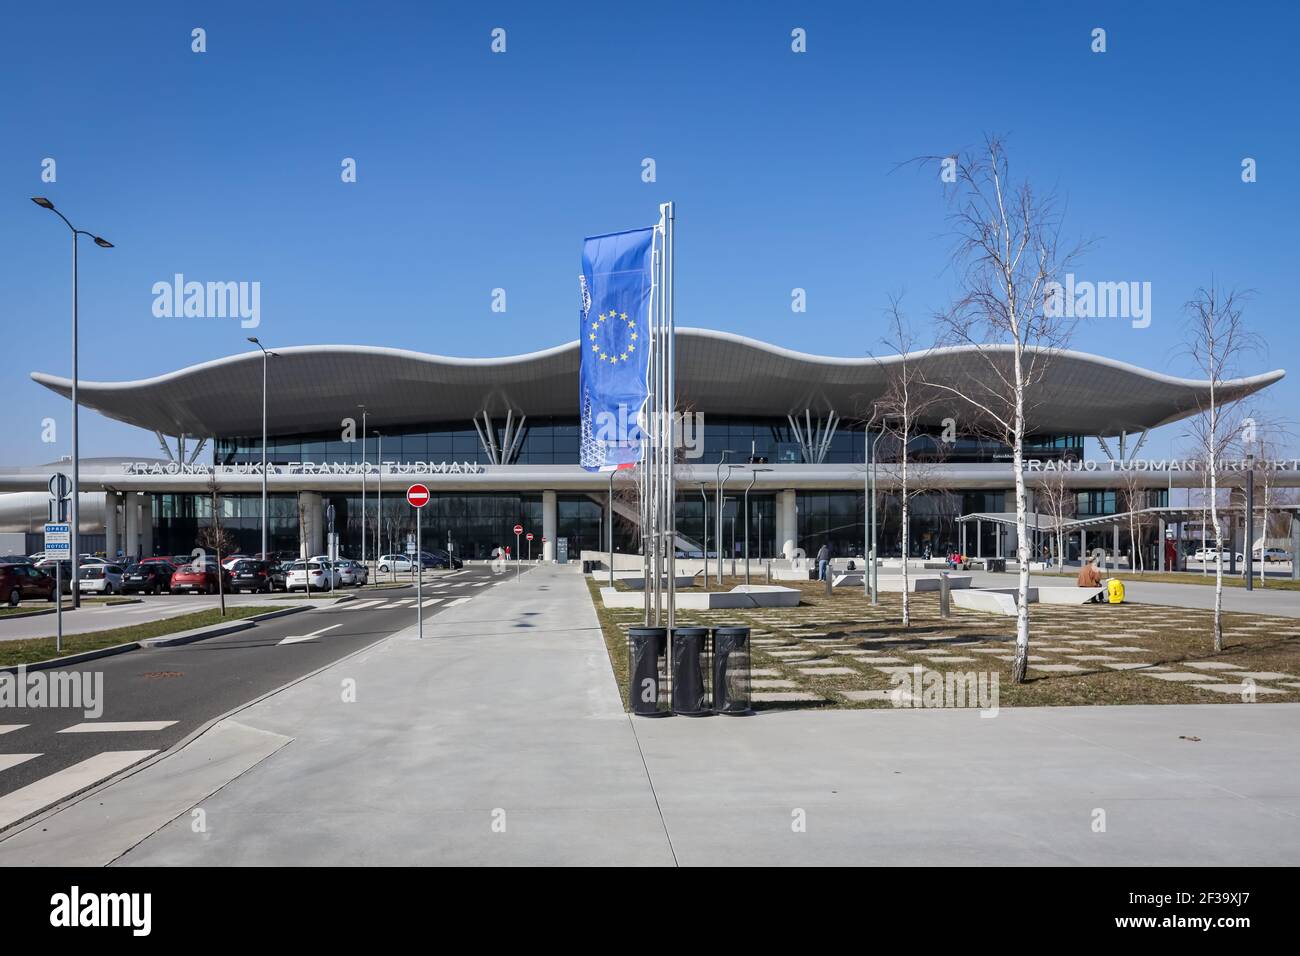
30,328,1284,439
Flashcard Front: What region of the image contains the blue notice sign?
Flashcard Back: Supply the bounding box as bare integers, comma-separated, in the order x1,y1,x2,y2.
45,522,71,554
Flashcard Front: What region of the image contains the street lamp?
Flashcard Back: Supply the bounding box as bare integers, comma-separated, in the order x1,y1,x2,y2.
715,450,738,584
32,198,113,608
698,482,710,589
744,467,774,584
357,405,367,568
374,429,383,579
247,338,277,557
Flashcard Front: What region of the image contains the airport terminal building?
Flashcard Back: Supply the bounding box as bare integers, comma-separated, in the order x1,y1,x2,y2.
0,328,1293,566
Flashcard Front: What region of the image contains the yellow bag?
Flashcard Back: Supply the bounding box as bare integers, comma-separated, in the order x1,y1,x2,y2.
1107,579,1125,604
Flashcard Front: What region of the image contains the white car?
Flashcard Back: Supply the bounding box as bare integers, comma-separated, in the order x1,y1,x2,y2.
335,559,368,586
377,554,415,573
285,560,340,592
1192,547,1245,564
1253,548,1291,563
77,564,125,594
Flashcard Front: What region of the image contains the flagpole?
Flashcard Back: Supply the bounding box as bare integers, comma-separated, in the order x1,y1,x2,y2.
664,201,676,630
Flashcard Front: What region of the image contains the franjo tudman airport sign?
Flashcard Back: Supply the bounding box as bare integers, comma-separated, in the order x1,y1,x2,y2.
1024,458,1300,473
118,458,1299,478
123,461,487,476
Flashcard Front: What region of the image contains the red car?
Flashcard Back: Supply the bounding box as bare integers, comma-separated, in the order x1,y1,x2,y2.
169,560,230,595
1,563,58,607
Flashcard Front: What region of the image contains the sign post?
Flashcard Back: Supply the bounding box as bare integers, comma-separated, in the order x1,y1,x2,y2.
526,531,534,564
44,518,71,653
408,484,430,639
514,524,523,581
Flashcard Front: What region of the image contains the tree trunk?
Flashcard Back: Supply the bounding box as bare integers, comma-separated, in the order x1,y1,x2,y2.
1011,349,1030,684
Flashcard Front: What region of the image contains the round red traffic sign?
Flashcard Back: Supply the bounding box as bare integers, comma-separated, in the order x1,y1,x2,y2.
513,524,523,535
407,484,430,508
526,532,534,542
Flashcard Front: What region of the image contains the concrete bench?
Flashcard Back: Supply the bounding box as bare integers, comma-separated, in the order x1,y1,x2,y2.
1036,586,1106,605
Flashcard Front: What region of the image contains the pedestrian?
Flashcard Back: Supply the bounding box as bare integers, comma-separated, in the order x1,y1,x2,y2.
816,542,830,581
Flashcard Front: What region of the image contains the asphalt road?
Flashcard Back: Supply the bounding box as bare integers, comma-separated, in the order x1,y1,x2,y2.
0,566,510,830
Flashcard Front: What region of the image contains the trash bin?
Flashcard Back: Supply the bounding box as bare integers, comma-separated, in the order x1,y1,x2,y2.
712,626,752,715
671,627,711,716
627,626,670,717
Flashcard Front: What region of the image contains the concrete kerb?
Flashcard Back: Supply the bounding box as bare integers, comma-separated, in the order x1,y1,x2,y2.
0,604,316,673
0,618,415,847
0,597,144,621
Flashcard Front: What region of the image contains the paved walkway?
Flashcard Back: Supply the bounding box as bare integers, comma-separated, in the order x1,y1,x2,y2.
5,565,1297,866
967,569,1300,618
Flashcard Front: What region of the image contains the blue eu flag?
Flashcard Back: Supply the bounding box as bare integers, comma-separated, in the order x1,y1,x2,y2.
579,226,654,471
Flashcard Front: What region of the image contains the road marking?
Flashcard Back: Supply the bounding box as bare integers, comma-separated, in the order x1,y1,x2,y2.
0,750,157,830
279,623,344,646
472,581,491,587
339,600,384,611
59,721,178,734
0,754,40,772
384,599,413,607
420,598,443,607
445,597,471,608
0,725,29,736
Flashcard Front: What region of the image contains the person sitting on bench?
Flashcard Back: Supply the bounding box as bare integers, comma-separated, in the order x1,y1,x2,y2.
1076,559,1103,589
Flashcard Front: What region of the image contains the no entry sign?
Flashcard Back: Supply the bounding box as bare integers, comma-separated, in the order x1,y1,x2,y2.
407,484,430,508
513,524,523,536
526,532,534,542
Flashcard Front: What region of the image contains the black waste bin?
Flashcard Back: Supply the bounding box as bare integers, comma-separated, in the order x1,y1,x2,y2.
670,627,711,716
712,626,752,715
628,626,670,717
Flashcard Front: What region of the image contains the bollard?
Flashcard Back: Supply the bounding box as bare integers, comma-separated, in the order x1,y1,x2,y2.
939,571,951,618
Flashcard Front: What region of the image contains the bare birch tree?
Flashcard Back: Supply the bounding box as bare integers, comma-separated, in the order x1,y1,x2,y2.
1182,285,1260,652
919,136,1088,683
1033,465,1076,575
871,298,946,627
198,473,236,616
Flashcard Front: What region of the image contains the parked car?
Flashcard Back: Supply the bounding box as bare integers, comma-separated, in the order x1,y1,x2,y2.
377,553,415,573
221,554,252,571
1253,548,1292,563
286,560,340,592
334,559,368,586
120,558,177,595
77,564,126,595
34,559,75,594
1,562,57,606
1192,547,1245,564
229,559,287,593
427,549,462,570
169,559,229,594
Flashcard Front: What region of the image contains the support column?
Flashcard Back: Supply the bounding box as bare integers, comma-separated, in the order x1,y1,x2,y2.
542,490,557,563
1113,524,1120,569
778,490,797,559
1158,517,1166,572
141,495,154,558
1292,515,1300,582
104,492,120,560
976,519,983,558
299,491,322,558
1081,527,1087,560
124,494,140,562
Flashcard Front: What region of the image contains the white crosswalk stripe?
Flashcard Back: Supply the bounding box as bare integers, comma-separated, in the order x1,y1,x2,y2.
0,750,157,830
59,721,178,734
279,623,343,646
0,725,29,736
420,598,443,607
339,599,385,611
445,597,471,608
0,754,40,772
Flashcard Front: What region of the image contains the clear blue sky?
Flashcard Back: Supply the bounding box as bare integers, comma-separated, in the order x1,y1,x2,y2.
3,0,1297,465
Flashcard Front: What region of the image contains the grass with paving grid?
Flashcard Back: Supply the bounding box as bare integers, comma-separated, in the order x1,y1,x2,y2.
586,576,1300,711
0,606,268,668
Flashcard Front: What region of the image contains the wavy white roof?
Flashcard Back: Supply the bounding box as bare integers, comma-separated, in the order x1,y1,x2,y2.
30,328,1283,438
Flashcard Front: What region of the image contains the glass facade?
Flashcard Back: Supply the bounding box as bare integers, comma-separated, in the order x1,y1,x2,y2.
217,417,1084,467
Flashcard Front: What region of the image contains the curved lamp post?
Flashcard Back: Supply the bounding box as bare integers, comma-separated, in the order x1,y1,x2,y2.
32,198,113,608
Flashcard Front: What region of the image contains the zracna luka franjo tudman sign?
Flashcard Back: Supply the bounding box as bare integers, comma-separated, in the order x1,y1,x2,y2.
1023,458,1300,473
122,461,486,476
